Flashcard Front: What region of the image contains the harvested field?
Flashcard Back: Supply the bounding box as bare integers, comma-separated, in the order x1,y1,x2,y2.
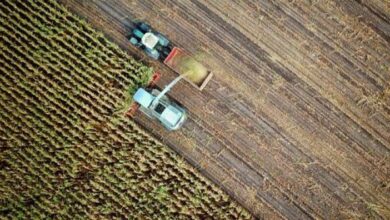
0,0,252,219
60,0,390,219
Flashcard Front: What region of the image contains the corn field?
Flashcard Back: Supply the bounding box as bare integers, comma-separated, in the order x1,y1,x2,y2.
0,0,252,219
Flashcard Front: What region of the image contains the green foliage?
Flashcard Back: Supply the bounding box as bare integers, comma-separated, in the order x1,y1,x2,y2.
0,0,252,219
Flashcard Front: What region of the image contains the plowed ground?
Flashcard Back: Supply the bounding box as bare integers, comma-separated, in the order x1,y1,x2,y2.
60,0,390,219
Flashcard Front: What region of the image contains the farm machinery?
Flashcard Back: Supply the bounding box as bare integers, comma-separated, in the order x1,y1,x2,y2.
127,21,213,130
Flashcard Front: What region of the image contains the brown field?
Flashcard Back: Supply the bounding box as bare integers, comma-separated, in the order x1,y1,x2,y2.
60,0,390,219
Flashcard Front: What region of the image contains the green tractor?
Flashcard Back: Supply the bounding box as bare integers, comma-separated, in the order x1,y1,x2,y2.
129,22,172,60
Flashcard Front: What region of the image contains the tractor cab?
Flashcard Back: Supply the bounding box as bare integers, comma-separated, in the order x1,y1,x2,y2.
129,22,172,60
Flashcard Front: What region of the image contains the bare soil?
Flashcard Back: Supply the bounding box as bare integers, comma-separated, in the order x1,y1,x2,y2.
60,0,390,219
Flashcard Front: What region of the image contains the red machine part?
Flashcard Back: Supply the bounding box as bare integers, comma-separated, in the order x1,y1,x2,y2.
148,71,161,87
163,47,181,66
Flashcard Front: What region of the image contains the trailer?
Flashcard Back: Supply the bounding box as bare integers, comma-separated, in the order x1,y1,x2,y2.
129,21,213,90
164,47,213,90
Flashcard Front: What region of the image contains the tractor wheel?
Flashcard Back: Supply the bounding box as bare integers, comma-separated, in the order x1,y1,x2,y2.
132,28,144,39
145,48,160,60
129,37,138,46
138,22,151,32
156,33,169,46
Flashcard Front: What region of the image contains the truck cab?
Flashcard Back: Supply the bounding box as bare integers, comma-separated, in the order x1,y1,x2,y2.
133,88,187,130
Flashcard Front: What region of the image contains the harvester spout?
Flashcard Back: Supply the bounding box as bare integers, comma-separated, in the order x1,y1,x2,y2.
151,74,187,108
